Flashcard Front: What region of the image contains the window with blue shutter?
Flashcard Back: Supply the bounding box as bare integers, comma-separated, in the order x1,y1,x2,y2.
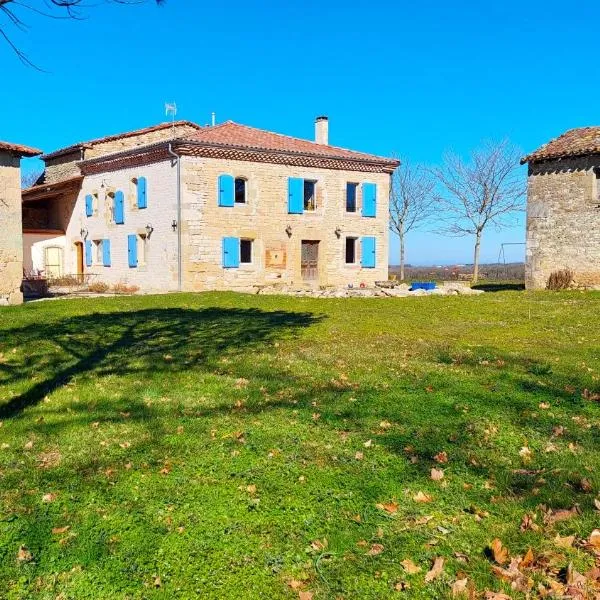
85,194,93,217
288,177,304,214
222,237,240,268
128,234,138,268
102,239,111,267
362,183,377,217
84,239,92,267
137,177,147,209
361,236,376,268
218,174,235,207
114,191,125,224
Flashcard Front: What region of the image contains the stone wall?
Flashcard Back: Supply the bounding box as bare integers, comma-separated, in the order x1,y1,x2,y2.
43,124,199,184
0,152,24,304
526,156,600,289
180,156,390,291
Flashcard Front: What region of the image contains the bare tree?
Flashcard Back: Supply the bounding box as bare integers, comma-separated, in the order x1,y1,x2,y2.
0,0,164,68
389,159,436,281
432,140,525,283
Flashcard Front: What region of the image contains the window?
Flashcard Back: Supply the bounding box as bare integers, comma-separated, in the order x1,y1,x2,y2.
92,240,103,265
345,237,357,264
235,178,247,204
346,183,358,213
595,169,600,203
304,180,317,211
44,247,63,279
240,239,253,263
132,176,147,209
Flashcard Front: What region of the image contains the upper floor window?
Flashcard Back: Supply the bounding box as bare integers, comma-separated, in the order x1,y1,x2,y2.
304,180,317,211
235,178,247,204
346,183,358,213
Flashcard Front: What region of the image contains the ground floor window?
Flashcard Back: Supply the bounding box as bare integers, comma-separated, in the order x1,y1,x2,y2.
240,239,253,263
44,246,63,278
137,234,147,266
93,240,103,265
345,237,357,264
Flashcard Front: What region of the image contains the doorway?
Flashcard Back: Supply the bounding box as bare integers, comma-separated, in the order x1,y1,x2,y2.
74,242,84,281
44,247,63,279
301,240,319,282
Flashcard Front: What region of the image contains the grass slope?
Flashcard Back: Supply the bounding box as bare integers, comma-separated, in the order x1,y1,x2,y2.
0,291,599,599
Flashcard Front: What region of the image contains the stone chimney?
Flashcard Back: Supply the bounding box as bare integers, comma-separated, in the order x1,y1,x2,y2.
315,116,329,145
0,141,42,305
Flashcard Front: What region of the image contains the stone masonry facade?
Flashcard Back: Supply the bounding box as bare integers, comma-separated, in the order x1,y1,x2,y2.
181,157,390,290
526,156,600,289
0,152,24,304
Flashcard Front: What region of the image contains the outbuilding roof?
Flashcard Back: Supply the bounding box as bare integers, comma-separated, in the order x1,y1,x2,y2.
41,120,202,160
521,127,600,164
0,141,42,157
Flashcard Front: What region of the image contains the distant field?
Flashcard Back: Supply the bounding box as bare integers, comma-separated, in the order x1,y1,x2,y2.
390,263,525,282
1,290,599,598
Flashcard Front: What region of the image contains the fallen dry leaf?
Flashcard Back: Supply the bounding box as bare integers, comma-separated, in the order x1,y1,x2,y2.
430,468,444,481
401,559,421,574
298,592,313,600
246,484,257,495
379,420,392,429
376,501,398,514
554,534,575,548
587,529,600,549
452,577,469,597
42,492,57,503
287,579,304,590
51,526,70,535
519,446,533,461
520,547,534,568
355,451,364,460
484,593,511,600
434,451,448,464
490,538,509,565
310,539,327,551
363,439,373,448
424,556,444,582
413,491,433,503
16,545,32,562
543,505,580,525
594,498,600,512
367,543,384,556
24,440,33,450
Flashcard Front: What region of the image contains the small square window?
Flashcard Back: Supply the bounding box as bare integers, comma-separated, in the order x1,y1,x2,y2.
345,237,357,264
235,178,247,204
346,183,358,212
240,239,253,263
304,180,317,211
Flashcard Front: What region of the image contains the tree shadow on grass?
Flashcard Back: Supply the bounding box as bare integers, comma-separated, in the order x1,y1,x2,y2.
0,307,323,420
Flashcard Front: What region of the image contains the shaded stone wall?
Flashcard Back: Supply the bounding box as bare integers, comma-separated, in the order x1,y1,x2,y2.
0,152,24,304
526,156,600,289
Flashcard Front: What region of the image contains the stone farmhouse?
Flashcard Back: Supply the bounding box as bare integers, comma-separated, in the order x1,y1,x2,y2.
522,128,600,289
8,116,398,301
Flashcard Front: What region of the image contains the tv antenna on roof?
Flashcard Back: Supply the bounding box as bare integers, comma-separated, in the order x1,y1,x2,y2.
165,102,177,133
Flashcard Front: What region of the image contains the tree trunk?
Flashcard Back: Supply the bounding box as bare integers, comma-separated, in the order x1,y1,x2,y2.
399,233,405,281
472,232,482,284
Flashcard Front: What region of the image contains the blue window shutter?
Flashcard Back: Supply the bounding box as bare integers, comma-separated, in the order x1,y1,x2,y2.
361,236,376,268
288,177,304,214
102,239,111,267
128,234,138,268
114,191,125,224
222,237,240,268
84,240,92,267
218,174,234,207
137,177,147,209
85,194,93,217
362,183,377,217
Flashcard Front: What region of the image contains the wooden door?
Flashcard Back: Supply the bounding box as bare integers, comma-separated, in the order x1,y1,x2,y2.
75,242,84,281
301,240,319,281
44,247,63,279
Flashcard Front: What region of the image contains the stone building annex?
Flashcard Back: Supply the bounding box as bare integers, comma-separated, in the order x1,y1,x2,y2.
522,127,600,289
0,116,399,304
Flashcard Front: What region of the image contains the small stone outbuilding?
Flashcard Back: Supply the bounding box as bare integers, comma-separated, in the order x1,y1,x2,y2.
522,128,600,289
0,141,42,305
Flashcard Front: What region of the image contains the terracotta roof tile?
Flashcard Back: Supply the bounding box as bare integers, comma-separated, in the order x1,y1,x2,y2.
522,127,600,164
178,121,398,165
41,120,201,160
0,141,42,157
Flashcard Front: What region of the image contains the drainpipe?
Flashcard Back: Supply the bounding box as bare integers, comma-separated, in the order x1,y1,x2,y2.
167,143,182,291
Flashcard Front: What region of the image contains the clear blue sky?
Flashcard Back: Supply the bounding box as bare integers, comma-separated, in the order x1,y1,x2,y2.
2,0,597,265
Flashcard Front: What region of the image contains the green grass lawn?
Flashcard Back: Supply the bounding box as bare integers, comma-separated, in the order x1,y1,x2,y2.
1,291,599,599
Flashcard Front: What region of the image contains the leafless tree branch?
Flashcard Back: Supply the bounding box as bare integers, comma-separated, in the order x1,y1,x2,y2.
430,139,526,283
389,158,436,280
